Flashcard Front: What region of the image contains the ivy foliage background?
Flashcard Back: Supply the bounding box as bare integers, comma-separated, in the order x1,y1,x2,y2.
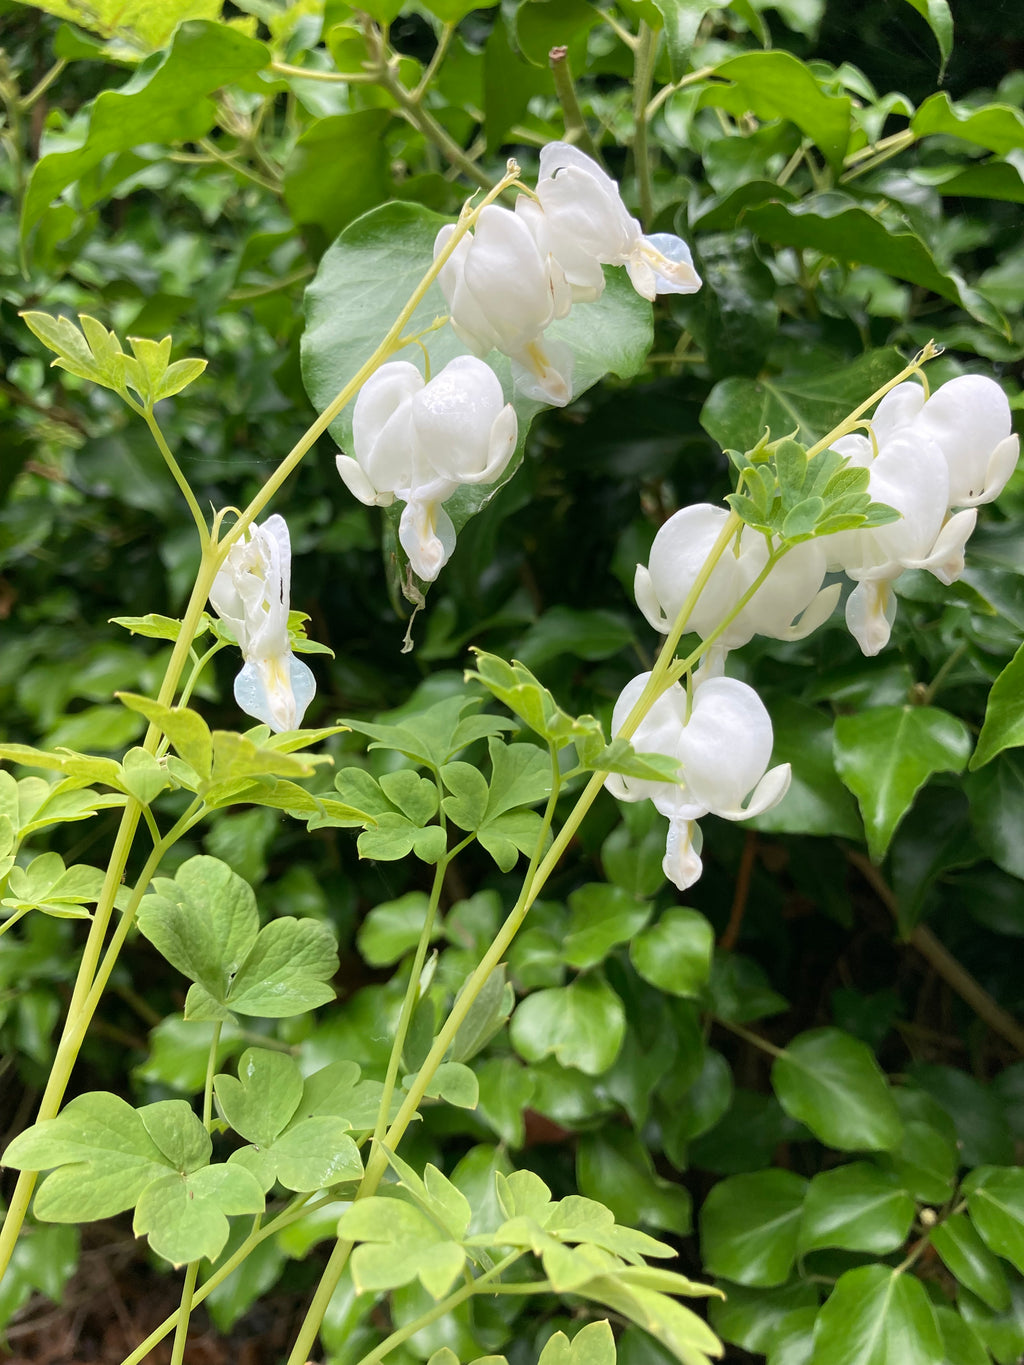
1,0,1024,1361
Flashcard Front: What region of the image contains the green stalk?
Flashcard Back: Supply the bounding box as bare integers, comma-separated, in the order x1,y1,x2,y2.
371,853,449,1152
631,22,658,225
805,341,940,459
353,1252,523,1365
136,405,211,549
169,1021,222,1365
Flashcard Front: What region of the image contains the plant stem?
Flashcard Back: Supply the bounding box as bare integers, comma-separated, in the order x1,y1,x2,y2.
716,1016,786,1060
270,60,380,84
413,23,455,102
632,22,657,225
847,850,1024,1055
371,855,448,1151
549,46,600,161
353,1252,523,1365
197,137,281,193
805,341,940,459
137,405,211,548
169,1022,223,1365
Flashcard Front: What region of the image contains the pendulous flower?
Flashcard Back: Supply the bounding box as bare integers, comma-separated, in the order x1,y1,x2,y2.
209,514,315,733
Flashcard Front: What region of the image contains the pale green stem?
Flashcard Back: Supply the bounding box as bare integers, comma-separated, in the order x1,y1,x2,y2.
118,1192,334,1365
632,22,658,225
645,64,715,120
841,127,916,176
353,1252,523,1365
134,404,210,549
371,854,449,1151
413,23,455,102
176,640,228,710
381,65,494,191
282,511,747,1365
169,1021,222,1365
198,137,281,193
805,341,941,459
270,59,380,84
18,57,66,110
0,905,32,940
549,46,601,161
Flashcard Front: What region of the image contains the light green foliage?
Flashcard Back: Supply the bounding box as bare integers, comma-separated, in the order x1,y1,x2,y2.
136,855,339,1019
3,1093,265,1264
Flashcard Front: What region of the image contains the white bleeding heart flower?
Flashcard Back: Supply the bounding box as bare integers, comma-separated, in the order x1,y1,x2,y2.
338,355,517,582
209,514,315,733
634,503,838,649
605,670,791,891
434,205,574,406
536,141,702,302
868,375,1018,509
826,428,978,656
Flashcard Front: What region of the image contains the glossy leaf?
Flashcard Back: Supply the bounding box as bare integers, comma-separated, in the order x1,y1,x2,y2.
931,1213,1012,1311
973,642,1024,768
798,1163,914,1254
833,706,972,860
510,975,626,1075
964,1167,1024,1277
810,1265,942,1365
700,1169,808,1286
629,908,714,998
771,1028,903,1151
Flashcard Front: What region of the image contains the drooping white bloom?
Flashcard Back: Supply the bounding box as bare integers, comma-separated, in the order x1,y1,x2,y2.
209,514,315,733
826,418,980,656
606,671,791,891
535,142,703,302
338,355,517,582
434,205,574,406
868,375,1018,508
634,504,839,649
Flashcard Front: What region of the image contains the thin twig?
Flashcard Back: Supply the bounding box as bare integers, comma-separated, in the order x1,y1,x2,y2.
847,849,1024,1055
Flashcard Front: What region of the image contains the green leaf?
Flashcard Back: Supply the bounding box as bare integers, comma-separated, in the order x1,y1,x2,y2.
137,855,338,1019
449,965,513,1064
379,770,439,825
357,892,433,967
771,1028,903,1151
749,698,861,839
701,349,905,453
283,110,392,239
2,852,107,920
577,1128,692,1234
338,1194,467,1299
912,92,1024,156
710,1281,819,1356
563,884,652,971
5,1093,175,1221
214,1048,303,1147
810,1264,942,1365
876,1089,958,1205
466,650,602,751
742,196,1007,334
132,1163,265,1266
22,22,269,244
900,0,953,76
110,612,211,642
117,692,212,779
476,1056,535,1146
701,50,852,170
934,1306,990,1365
17,0,223,53
964,1167,1024,1278
972,641,1024,768
629,908,714,998
833,706,972,861
652,1,719,80
419,1061,480,1110
797,1163,914,1254
538,1321,616,1365
700,1169,807,1286
930,1213,1012,1311
967,750,1024,881
510,976,626,1075
120,747,172,804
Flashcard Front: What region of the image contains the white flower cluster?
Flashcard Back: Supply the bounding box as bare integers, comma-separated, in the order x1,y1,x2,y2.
434,142,701,406
213,144,698,731
826,375,1018,655
608,373,1018,892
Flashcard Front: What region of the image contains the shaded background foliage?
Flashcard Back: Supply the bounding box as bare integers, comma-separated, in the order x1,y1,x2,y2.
2,0,1024,1360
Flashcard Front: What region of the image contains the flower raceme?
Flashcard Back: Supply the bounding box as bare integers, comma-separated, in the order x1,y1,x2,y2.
337,355,517,582
208,514,315,733
607,671,791,891
827,375,1018,655
433,142,701,406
